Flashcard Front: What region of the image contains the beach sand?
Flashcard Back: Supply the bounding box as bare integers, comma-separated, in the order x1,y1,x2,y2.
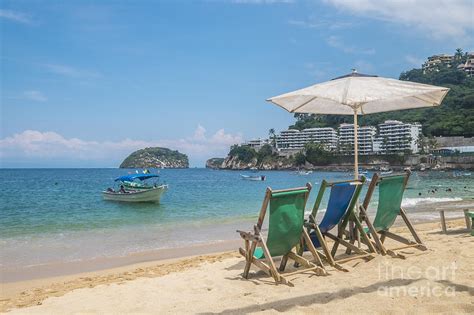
2,218,473,314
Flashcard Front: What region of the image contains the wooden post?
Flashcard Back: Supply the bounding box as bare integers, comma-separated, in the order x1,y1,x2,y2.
439,210,447,234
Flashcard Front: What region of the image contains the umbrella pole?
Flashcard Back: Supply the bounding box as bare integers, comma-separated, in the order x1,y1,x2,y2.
352,109,360,247
353,109,359,180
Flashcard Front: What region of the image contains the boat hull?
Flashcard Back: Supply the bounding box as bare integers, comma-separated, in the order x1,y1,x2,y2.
102,185,167,203
240,174,265,181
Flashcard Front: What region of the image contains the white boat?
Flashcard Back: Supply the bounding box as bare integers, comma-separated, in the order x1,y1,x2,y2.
297,171,312,176
102,185,168,203
381,170,393,175
453,171,471,177
240,174,266,181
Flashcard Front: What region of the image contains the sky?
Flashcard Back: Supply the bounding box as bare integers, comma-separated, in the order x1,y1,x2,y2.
1,0,473,167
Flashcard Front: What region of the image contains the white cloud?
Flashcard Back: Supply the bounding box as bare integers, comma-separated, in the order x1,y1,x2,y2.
326,35,375,55
0,127,243,166
0,9,32,24
23,90,47,102
192,124,207,141
288,19,354,30
303,62,331,80
42,63,102,79
354,60,375,74
405,55,425,67
324,0,473,41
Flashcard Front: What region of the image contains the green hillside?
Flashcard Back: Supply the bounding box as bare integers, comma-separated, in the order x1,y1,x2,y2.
120,147,189,168
290,50,474,137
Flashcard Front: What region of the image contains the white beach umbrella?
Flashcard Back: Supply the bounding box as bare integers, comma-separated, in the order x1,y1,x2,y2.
267,70,449,178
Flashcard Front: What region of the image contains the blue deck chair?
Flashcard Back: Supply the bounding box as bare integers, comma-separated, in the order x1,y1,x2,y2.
303,177,376,271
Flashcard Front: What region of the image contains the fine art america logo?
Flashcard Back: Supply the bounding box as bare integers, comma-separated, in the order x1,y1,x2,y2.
377,261,457,297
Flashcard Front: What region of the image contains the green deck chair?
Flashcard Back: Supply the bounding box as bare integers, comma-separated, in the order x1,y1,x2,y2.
237,183,326,286
358,171,427,259
304,177,377,272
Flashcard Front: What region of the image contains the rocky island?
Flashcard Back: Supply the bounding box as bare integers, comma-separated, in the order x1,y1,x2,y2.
120,147,189,169
205,158,225,169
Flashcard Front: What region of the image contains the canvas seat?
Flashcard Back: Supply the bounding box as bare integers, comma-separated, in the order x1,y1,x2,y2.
237,183,327,286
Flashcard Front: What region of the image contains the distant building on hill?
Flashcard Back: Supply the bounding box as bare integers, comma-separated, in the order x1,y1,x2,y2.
457,52,474,77
375,120,422,154
276,128,338,151
421,54,454,73
431,136,474,154
242,138,270,150
338,124,376,155
422,52,474,77
422,54,454,72
239,120,423,156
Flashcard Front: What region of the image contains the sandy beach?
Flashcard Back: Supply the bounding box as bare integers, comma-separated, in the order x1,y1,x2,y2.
2,217,473,314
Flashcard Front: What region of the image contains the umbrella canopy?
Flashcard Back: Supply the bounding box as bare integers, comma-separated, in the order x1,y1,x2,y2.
267,71,449,178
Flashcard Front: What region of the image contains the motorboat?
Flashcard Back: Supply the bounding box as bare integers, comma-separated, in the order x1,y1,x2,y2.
102,174,168,203
102,186,167,203
240,174,266,181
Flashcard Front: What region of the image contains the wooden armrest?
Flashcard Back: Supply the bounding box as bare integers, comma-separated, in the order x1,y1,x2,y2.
304,222,317,229
236,230,260,241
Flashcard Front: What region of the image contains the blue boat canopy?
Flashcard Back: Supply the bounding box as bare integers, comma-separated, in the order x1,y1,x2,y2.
115,174,159,182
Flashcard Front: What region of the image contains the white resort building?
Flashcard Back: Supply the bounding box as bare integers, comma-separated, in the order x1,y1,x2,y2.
239,120,423,155
457,52,474,77
242,138,270,150
276,128,338,151
338,124,376,155
376,120,422,154
422,54,454,72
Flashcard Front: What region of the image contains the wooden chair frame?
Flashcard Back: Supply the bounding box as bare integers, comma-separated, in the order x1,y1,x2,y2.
357,171,427,259
237,183,327,286
305,178,376,272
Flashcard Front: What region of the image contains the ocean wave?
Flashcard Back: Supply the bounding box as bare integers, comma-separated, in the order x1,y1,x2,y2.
401,197,463,207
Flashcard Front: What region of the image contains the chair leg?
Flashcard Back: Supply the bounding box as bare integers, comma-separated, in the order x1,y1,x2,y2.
352,211,377,253
400,208,424,246
302,228,325,269
259,235,281,283
243,240,257,279
313,226,336,267
380,233,386,244
279,254,289,272
359,206,386,255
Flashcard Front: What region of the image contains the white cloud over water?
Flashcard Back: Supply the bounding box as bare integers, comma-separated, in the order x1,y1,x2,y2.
324,0,473,41
0,127,243,167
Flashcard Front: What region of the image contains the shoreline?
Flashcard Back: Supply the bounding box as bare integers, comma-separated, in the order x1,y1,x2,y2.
1,200,472,284
1,217,473,313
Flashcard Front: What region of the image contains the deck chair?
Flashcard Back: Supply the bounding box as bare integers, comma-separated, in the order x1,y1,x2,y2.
303,177,376,271
237,183,327,286
358,171,427,259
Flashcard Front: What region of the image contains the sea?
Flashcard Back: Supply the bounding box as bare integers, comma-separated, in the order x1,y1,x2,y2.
0,168,472,281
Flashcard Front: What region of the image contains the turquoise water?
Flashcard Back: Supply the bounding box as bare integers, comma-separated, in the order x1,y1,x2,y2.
0,168,472,274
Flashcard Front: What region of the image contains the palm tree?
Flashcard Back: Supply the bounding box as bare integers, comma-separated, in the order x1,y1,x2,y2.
428,137,438,153
455,48,463,60
268,128,276,148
